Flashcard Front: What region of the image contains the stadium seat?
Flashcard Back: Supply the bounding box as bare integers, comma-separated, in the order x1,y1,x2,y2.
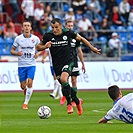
127,25,133,38
0,37,5,55
98,36,107,53
110,25,116,31
0,37,13,55
120,36,128,54
117,26,127,38
5,37,14,43
63,3,70,12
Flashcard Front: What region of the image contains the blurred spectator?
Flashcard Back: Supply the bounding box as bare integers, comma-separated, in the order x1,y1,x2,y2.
34,2,44,35
128,0,133,6
128,6,133,26
0,21,4,38
72,0,88,15
106,0,118,17
99,17,111,39
3,17,18,39
21,0,34,28
64,7,77,30
119,0,130,24
87,0,101,13
64,7,75,22
40,12,51,34
99,0,107,17
108,6,123,27
45,5,54,21
0,0,3,22
107,32,123,57
9,0,20,23
86,3,102,30
127,37,133,53
78,14,97,52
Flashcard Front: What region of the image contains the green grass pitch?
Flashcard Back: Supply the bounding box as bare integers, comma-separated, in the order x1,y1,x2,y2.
0,90,133,133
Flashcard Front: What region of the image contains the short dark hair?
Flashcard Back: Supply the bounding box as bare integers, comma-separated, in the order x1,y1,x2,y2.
51,18,62,25
65,20,73,25
22,20,32,26
108,85,120,101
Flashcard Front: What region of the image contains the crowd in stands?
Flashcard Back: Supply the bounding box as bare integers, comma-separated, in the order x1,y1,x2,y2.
0,0,133,57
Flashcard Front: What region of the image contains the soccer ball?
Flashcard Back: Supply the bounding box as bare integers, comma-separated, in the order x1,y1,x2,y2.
37,106,51,119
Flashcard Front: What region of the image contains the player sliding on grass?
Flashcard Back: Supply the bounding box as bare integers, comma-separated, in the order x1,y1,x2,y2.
36,18,101,115
98,85,133,124
11,20,41,110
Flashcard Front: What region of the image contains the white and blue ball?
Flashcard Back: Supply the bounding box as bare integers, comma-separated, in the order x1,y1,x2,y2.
37,106,51,119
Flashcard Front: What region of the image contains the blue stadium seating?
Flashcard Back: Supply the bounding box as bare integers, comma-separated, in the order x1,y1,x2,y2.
0,37,13,55
98,36,107,53
127,25,133,38
117,26,127,38
120,36,128,54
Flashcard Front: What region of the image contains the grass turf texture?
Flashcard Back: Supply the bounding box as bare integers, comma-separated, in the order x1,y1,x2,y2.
0,90,133,133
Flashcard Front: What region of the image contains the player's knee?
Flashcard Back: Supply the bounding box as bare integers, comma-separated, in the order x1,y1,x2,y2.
27,82,32,88
72,80,76,86
60,77,67,84
20,84,26,90
27,79,33,88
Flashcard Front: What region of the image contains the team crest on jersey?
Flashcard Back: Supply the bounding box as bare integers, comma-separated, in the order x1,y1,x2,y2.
63,36,67,40
32,39,35,43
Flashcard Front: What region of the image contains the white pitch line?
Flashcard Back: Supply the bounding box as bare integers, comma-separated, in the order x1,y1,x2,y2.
92,109,105,113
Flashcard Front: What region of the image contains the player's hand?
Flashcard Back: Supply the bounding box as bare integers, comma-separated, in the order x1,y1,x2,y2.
41,59,45,63
46,41,53,48
34,54,38,59
93,47,101,54
82,65,86,73
17,51,23,56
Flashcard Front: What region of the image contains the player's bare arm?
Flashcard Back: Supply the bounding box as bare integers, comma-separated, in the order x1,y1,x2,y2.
76,34,101,54
34,51,42,59
36,41,53,51
10,46,23,56
98,117,108,124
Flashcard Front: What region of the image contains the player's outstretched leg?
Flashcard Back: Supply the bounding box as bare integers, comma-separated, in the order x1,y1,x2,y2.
62,82,73,114
71,88,83,115
50,79,59,98
22,87,33,109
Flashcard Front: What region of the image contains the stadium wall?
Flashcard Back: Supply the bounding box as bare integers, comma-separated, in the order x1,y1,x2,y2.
0,62,133,91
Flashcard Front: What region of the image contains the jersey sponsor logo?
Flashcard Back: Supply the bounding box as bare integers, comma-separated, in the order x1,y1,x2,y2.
52,41,68,46
51,38,55,41
21,46,34,49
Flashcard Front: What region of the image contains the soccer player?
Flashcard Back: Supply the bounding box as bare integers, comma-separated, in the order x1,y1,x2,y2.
10,20,41,110
60,20,86,106
36,18,101,115
41,49,63,99
98,85,133,124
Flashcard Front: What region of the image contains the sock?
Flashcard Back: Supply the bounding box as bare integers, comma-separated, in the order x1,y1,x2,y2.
57,84,63,98
71,87,79,105
71,87,77,102
24,87,33,105
72,87,77,92
62,82,71,105
52,79,60,96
